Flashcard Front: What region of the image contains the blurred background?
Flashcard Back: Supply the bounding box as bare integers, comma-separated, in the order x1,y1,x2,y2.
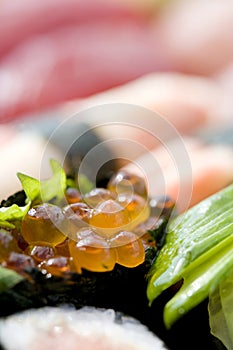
0,0,233,209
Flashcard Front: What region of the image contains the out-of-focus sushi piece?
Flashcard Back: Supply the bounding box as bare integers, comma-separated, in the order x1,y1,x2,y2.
0,306,169,350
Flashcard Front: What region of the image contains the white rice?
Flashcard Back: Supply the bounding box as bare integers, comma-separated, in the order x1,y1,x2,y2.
0,306,168,350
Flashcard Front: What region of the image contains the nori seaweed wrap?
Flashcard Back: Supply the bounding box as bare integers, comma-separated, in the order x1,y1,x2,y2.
0,162,172,318
0,162,226,350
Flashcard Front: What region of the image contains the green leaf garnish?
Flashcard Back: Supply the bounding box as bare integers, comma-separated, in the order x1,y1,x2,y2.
17,159,66,203
40,159,66,202
0,203,31,228
0,221,15,229
147,183,233,328
0,159,67,227
16,173,40,202
0,267,24,293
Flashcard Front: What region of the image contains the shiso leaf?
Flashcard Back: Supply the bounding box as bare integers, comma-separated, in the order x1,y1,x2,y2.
0,160,94,229
40,159,66,202
0,221,15,229
0,203,30,227
147,183,233,328
17,173,40,202
0,160,66,227
209,272,233,350
18,159,66,203
0,267,24,293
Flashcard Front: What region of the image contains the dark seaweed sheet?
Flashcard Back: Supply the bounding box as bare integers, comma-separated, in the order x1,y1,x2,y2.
0,247,155,317
0,191,226,350
0,258,226,350
0,190,26,208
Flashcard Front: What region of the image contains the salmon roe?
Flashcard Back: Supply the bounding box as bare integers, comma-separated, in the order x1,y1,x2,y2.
21,204,67,246
1,171,173,276
0,228,20,262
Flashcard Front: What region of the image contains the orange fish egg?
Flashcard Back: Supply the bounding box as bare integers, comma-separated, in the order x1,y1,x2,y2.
89,199,131,237
63,202,92,240
0,228,20,262
25,245,55,263
107,170,148,198
111,231,145,268
65,187,82,204
21,204,67,247
117,193,150,230
40,256,71,277
68,229,116,273
84,188,116,208
5,252,35,271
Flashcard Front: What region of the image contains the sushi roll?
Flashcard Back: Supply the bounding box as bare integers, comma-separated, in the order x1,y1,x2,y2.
1,162,230,350
0,161,173,322
0,306,169,350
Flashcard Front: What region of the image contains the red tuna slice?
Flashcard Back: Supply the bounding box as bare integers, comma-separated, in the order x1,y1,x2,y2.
0,0,144,58
0,22,169,122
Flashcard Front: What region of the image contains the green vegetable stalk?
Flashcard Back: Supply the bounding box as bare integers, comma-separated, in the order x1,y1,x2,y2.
147,183,233,329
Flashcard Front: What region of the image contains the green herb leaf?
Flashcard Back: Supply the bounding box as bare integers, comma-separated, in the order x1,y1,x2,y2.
1,159,66,227
17,173,40,202
0,221,15,229
0,267,24,293
0,203,30,227
40,159,66,202
147,183,233,328
17,159,66,203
